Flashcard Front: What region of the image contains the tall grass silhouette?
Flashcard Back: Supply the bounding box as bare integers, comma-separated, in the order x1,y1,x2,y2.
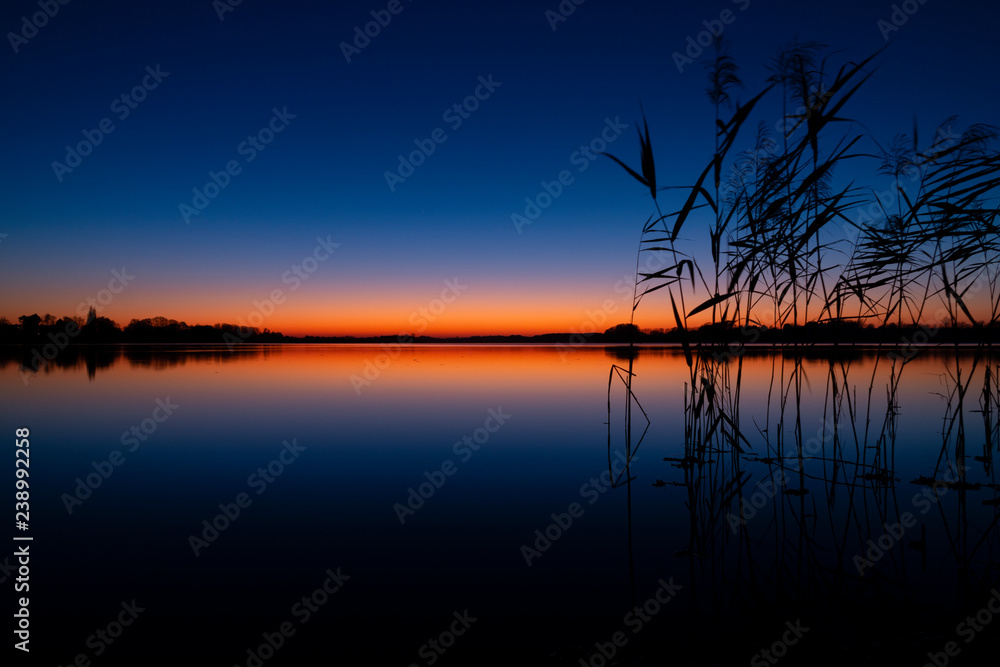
600,40,1000,662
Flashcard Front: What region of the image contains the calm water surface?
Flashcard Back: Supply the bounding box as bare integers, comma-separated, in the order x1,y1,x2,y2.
3,344,999,664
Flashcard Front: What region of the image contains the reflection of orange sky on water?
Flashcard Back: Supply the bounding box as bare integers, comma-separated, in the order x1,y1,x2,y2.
8,344,617,390
214,345,614,391
3,345,979,433
0,344,982,497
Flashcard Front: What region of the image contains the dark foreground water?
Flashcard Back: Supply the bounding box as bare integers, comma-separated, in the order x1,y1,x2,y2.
2,344,999,665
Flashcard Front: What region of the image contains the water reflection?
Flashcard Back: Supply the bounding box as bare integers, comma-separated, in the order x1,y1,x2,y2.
2,344,998,663
609,344,1000,663
0,344,270,381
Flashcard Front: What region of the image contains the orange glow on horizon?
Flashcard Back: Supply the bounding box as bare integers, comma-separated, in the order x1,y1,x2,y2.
5,281,996,338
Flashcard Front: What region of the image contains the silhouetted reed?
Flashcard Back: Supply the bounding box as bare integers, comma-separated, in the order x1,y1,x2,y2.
601,39,1000,660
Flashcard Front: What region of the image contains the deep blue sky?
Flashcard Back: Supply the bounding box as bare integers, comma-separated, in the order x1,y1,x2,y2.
2,0,998,334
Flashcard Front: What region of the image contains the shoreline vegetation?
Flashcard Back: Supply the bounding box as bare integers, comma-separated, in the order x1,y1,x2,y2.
582,37,1000,665
0,312,997,347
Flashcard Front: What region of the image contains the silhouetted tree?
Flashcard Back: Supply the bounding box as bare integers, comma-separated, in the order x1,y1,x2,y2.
80,312,121,342
18,314,41,339
604,323,644,341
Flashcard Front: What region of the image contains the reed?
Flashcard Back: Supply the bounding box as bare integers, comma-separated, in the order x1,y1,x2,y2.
600,41,1000,646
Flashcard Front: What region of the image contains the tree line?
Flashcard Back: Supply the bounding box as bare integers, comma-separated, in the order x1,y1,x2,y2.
0,308,284,344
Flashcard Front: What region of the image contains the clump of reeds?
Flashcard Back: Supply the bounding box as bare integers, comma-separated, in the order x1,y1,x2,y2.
600,38,1000,614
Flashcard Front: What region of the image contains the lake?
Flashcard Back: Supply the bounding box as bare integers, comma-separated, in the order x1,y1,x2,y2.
3,344,999,665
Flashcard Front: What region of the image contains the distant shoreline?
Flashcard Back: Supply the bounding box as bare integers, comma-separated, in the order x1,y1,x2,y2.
2,340,998,348
3,318,999,348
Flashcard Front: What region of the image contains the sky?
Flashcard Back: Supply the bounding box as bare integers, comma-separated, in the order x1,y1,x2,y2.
1,0,998,336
